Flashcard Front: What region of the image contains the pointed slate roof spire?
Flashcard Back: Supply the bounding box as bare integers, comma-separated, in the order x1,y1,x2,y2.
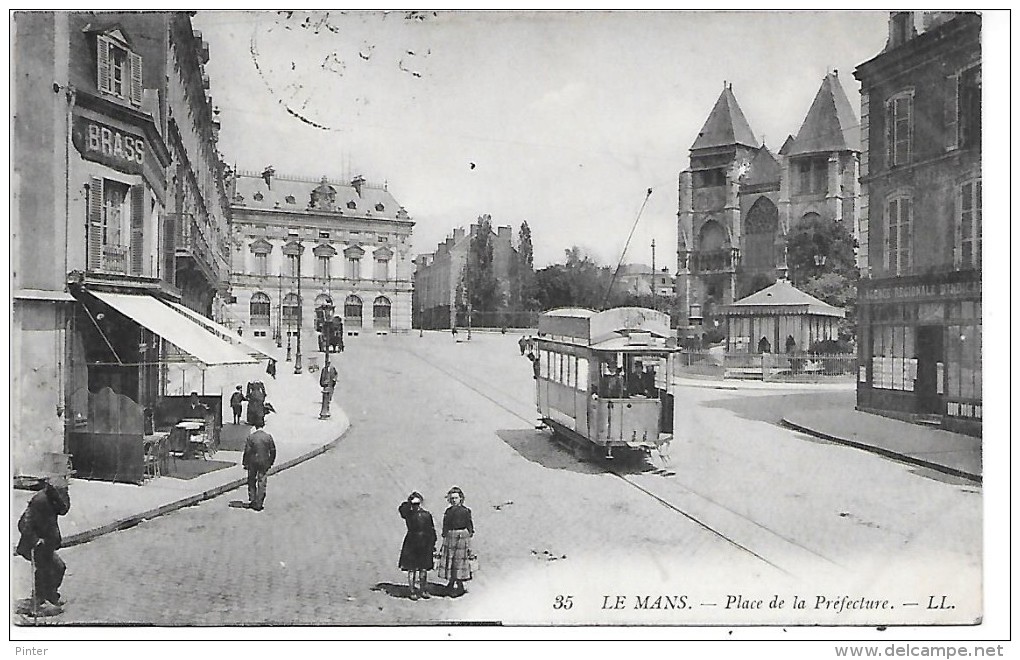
778,134,797,155
740,144,781,187
786,71,861,156
691,82,758,151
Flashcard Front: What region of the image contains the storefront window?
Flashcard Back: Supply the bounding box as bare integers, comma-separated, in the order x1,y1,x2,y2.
870,321,916,392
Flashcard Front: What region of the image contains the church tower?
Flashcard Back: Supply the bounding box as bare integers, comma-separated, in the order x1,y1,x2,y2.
677,82,759,329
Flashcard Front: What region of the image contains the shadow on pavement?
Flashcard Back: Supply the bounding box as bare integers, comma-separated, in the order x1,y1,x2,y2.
495,429,662,476
700,390,854,426
372,581,453,600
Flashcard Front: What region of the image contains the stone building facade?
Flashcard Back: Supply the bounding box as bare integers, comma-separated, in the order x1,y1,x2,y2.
225,172,415,359
676,75,861,330
853,12,981,435
11,11,232,478
413,220,518,330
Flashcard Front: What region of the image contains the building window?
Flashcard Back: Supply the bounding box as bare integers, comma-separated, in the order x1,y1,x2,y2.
97,34,142,106
254,252,268,276
285,195,296,204
319,231,329,239
870,322,916,391
959,66,981,150
88,177,145,275
317,255,331,279
374,257,389,281
250,292,271,327
793,157,828,195
886,196,912,275
282,293,301,326
946,324,981,402
885,93,913,168
958,180,982,269
375,203,385,212
347,256,361,280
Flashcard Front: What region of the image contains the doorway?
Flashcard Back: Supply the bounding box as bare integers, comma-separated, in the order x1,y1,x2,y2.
915,325,944,414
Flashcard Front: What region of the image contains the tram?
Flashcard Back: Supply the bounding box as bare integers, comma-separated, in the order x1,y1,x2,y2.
534,307,678,459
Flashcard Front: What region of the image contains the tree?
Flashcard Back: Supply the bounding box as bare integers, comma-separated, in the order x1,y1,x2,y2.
534,246,619,310
786,216,859,340
464,215,500,314
517,221,537,311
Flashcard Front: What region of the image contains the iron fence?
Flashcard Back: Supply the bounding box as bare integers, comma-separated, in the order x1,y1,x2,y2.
674,350,857,382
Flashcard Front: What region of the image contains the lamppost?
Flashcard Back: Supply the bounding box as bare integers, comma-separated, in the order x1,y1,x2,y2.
275,273,283,348
294,241,303,374
286,315,292,361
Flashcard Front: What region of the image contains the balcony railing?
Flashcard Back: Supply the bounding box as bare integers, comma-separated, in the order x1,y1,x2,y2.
690,249,735,273
173,213,220,282
100,244,129,274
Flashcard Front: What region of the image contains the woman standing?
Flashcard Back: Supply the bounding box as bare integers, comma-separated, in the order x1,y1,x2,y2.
398,491,437,601
439,486,474,597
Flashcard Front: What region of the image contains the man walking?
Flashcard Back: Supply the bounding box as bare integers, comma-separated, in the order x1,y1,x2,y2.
16,474,71,616
242,419,276,511
229,385,245,425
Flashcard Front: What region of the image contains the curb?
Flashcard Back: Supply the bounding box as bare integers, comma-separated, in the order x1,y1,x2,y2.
780,417,981,484
61,419,353,548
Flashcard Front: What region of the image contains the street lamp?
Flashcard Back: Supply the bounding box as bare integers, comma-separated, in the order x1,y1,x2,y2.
275,273,283,348
294,241,303,375
286,316,292,361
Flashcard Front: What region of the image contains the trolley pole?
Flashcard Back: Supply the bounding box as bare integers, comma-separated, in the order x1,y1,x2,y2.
651,239,657,311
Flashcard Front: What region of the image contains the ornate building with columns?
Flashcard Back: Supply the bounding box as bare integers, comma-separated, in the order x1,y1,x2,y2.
676,74,861,330
225,171,415,354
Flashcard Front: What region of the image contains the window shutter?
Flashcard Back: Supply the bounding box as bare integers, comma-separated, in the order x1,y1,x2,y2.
945,74,959,151
163,211,176,283
885,101,894,169
881,199,889,275
902,198,912,273
96,37,111,94
129,51,143,106
904,96,913,165
953,186,962,268
88,177,104,270
129,185,145,275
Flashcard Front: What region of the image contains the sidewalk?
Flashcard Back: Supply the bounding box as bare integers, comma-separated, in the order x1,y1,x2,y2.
624,375,977,480
11,341,351,548
781,407,981,483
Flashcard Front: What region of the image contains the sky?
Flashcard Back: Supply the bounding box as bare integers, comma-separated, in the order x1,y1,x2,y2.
195,10,892,268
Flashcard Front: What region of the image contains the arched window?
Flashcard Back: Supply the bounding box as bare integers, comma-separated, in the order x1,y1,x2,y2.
282,293,301,326
250,292,271,327
699,220,728,251
743,197,778,270
373,296,392,330
344,295,363,329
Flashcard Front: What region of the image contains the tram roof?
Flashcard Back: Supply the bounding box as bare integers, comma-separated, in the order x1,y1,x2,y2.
538,307,673,347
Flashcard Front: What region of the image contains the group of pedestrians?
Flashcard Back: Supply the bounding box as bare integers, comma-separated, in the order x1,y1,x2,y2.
398,487,476,601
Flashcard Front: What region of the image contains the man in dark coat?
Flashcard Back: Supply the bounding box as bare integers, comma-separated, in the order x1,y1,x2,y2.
16,476,71,615
242,419,276,511
229,385,245,425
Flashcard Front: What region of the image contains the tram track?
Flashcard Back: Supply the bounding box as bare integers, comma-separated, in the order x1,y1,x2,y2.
400,343,841,578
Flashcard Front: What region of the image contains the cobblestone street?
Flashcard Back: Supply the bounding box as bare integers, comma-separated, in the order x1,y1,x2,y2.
27,332,980,626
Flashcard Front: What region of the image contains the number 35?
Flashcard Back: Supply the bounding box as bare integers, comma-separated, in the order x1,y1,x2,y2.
553,595,573,610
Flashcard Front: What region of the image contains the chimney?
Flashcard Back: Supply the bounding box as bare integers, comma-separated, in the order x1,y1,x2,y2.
887,11,917,50
497,226,511,242
351,175,365,197
262,166,275,189
453,228,465,242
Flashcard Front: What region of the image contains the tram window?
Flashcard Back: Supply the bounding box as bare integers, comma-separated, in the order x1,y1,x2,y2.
541,350,549,379
576,357,589,391
566,355,574,388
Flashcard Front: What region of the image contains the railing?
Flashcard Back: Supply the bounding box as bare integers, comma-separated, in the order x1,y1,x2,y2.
100,244,129,274
674,350,857,383
173,213,220,282
690,249,734,273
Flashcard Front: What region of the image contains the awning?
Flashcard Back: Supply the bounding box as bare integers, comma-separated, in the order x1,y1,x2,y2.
90,291,258,366
163,300,273,360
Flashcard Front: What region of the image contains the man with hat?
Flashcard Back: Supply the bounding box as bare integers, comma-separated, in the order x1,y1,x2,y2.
243,418,277,511
16,474,71,616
